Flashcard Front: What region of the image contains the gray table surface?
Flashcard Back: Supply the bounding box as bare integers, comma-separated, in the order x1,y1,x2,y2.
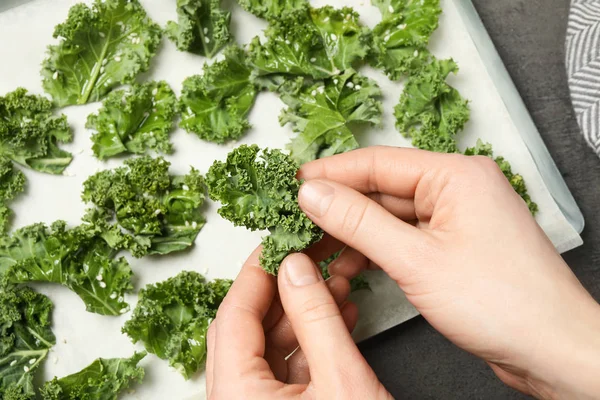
358,0,600,398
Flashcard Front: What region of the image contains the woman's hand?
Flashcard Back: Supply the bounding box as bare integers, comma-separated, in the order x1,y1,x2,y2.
206,247,392,400
297,147,600,399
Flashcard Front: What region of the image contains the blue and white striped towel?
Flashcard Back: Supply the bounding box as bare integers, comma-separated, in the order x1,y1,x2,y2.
567,1,600,154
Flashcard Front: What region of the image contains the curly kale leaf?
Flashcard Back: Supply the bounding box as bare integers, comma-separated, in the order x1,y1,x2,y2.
0,88,73,175
40,352,146,400
279,70,383,164
206,145,323,274
394,58,469,153
122,272,231,379
166,0,231,58
0,222,133,316
0,286,55,399
41,0,162,106
319,253,371,293
249,5,371,79
371,0,441,79
86,81,177,160
0,158,26,234
464,140,539,215
82,156,206,256
179,46,258,144
237,0,308,20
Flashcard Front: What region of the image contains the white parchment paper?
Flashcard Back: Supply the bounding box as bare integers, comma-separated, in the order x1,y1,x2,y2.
0,0,582,398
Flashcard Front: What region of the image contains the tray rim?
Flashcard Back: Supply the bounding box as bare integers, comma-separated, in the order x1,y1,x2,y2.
454,0,585,234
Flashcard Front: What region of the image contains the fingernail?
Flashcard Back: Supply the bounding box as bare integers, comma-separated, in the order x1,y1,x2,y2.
299,181,334,217
284,254,320,287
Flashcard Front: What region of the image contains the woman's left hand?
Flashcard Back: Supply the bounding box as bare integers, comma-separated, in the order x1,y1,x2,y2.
206,246,391,399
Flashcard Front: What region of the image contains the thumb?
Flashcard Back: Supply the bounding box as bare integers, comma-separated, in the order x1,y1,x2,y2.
278,253,379,394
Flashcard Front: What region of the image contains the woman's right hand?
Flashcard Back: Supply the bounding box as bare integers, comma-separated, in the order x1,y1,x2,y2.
298,147,600,399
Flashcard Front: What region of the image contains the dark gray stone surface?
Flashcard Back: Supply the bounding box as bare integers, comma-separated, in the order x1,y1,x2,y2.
359,0,600,398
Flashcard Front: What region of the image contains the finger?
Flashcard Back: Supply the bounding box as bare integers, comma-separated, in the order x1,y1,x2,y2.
298,146,452,199
303,234,345,263
367,192,416,220
214,247,276,381
206,321,216,398
278,253,377,390
286,301,359,385
266,276,350,357
298,179,435,283
328,247,369,280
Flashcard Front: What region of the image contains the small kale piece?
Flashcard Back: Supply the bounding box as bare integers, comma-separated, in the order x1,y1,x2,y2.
279,70,383,164
42,0,162,106
0,88,73,174
0,285,56,399
237,0,308,20
371,0,441,79
0,159,26,234
179,46,258,144
122,271,231,379
249,5,371,79
464,140,539,215
206,145,323,274
86,81,177,160
319,253,371,293
40,352,146,400
82,156,206,256
394,59,469,153
166,0,231,57
0,222,133,316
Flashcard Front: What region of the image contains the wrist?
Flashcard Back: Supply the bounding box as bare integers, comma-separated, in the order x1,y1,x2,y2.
526,293,600,399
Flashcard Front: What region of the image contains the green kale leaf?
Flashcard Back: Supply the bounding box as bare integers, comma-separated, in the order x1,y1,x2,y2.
279,70,383,164
464,140,539,215
206,145,323,274
179,46,258,144
40,352,146,400
0,222,133,316
122,271,231,379
394,58,469,153
0,158,26,234
166,0,231,58
0,286,55,399
371,0,441,79
82,156,206,256
237,0,308,20
249,5,371,79
0,88,73,175
41,0,162,107
86,81,177,160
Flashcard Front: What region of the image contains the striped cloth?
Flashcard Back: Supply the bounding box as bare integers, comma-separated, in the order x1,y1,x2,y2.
566,1,600,154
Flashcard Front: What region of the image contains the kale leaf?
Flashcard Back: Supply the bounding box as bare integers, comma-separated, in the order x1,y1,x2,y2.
40,352,146,400
166,0,231,58
86,81,177,160
0,159,26,234
394,58,470,153
237,0,308,20
206,145,323,274
122,271,231,379
179,46,258,144
0,222,133,316
0,88,73,174
279,69,382,164
371,0,441,79
464,140,539,215
0,286,55,400
41,0,162,106
249,5,371,79
82,156,206,256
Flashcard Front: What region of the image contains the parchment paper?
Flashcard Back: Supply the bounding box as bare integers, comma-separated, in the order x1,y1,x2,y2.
0,0,582,398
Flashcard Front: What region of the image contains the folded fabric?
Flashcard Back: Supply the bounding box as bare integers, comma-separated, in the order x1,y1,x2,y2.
566,0,600,155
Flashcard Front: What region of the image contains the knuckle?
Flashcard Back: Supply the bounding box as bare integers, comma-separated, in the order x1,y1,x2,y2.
298,296,340,325
339,199,370,242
